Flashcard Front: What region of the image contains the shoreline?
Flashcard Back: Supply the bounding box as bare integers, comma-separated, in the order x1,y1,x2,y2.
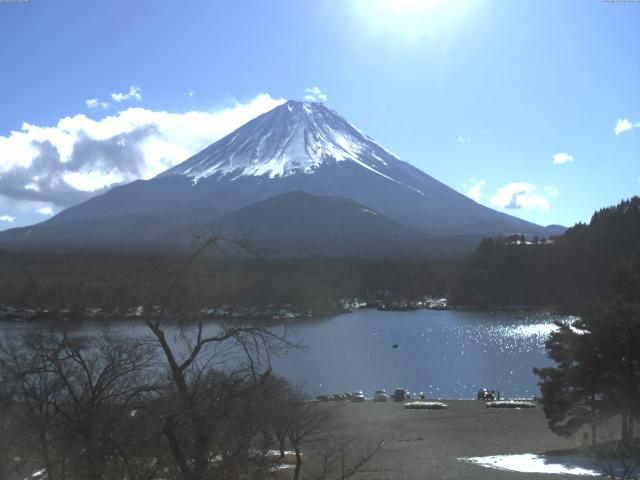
0,299,578,325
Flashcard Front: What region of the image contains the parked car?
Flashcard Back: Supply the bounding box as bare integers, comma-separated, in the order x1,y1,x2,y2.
350,391,365,402
394,388,408,402
477,389,496,400
373,389,388,402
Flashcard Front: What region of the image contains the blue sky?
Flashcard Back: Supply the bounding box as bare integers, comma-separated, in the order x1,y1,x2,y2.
0,0,638,230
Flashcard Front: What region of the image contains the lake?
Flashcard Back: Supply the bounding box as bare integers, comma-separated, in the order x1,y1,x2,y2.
274,309,570,399
0,309,572,399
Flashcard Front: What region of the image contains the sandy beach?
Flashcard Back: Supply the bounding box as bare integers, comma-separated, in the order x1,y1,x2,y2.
324,400,603,480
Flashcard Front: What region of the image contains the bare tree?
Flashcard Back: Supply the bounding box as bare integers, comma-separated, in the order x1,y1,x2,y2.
254,375,295,459
286,400,336,480
256,380,387,480
122,234,296,480
307,429,387,480
0,369,22,480
120,233,388,480
0,328,156,480
1,330,67,480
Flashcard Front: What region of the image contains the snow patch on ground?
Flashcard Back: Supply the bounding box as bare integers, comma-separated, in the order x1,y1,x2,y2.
459,453,600,476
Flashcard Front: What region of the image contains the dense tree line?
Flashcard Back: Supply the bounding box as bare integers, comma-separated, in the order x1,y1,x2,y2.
0,250,457,317
450,196,640,309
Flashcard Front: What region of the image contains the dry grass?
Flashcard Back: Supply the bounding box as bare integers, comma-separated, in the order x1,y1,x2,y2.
323,399,596,480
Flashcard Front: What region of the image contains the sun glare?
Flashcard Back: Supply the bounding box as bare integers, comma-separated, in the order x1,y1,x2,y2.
377,0,446,13
353,0,478,41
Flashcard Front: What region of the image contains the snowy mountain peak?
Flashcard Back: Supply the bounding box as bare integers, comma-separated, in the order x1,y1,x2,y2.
160,100,406,183
4,104,557,253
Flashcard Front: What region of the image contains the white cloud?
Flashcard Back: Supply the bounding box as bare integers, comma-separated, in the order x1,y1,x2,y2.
0,215,16,223
111,86,142,103
303,86,327,103
615,118,634,135
458,135,471,144
552,152,573,165
544,186,558,197
36,206,54,216
464,177,485,203
85,98,110,110
63,171,125,192
0,93,285,209
188,91,194,97
490,182,551,211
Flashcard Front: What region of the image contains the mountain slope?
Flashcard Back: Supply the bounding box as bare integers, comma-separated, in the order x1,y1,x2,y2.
0,192,432,256
212,191,425,256
0,100,562,254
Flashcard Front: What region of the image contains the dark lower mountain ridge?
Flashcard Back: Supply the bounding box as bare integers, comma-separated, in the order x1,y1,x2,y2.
213,191,419,255
0,191,483,256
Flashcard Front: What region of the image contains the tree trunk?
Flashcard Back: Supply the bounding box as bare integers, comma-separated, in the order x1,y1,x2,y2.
39,430,55,480
275,433,286,458
163,421,194,480
261,429,272,450
621,409,631,442
293,447,302,480
590,394,597,447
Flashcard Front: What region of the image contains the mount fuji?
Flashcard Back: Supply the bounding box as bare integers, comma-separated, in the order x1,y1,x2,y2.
0,101,563,255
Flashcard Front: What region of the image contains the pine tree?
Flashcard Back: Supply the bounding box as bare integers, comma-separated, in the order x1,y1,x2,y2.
534,250,640,445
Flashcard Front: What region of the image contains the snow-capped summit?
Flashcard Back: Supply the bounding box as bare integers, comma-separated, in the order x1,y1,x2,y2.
0,100,565,254
160,100,414,189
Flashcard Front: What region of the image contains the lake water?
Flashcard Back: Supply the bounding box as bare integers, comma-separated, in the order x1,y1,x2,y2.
0,309,572,399
274,309,569,399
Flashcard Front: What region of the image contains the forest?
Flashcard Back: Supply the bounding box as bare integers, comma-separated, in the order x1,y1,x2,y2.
450,197,640,310
2,196,639,318
0,249,457,320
